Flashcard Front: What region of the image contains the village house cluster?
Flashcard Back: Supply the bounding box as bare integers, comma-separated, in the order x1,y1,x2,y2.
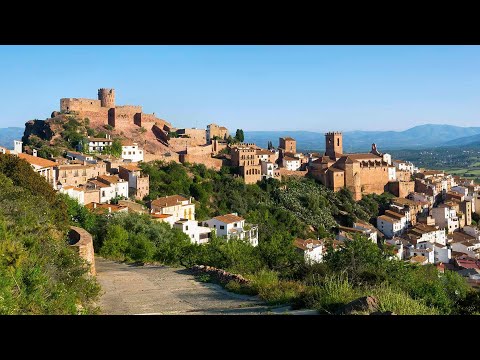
4,88,480,286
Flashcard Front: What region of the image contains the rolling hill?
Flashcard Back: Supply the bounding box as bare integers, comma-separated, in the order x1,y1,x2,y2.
245,124,480,152
0,127,24,148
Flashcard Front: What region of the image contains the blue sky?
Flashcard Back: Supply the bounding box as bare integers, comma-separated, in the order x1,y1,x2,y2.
1,45,480,131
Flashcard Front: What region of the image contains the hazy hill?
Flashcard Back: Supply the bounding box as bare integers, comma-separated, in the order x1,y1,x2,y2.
0,127,23,148
245,124,480,152
442,133,480,147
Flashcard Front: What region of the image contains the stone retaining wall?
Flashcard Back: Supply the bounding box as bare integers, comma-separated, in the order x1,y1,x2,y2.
68,226,96,276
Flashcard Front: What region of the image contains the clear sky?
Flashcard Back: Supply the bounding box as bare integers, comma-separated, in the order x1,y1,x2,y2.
1,45,480,132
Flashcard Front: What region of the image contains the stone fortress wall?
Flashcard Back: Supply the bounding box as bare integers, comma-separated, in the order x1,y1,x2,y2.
59,89,169,140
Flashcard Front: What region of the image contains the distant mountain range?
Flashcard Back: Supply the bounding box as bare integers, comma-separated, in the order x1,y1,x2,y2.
245,124,480,152
0,127,23,148
2,124,480,153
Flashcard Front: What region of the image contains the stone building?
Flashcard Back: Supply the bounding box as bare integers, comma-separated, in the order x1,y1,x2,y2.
55,162,107,187
309,132,390,201
206,123,229,143
230,144,262,184
279,137,296,155
118,164,150,200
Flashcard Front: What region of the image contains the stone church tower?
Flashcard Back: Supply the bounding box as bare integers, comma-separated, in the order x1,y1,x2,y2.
325,132,343,159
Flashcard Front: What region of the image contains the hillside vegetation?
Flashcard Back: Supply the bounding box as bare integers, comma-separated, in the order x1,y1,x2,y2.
0,154,100,314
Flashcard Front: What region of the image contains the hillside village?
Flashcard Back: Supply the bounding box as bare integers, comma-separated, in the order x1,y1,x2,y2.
2,87,480,292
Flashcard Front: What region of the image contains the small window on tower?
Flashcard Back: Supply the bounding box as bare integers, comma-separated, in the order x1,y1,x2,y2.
337,138,340,146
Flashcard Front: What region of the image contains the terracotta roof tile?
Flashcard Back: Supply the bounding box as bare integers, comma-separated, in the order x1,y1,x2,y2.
17,153,56,168
151,195,190,209
213,213,244,224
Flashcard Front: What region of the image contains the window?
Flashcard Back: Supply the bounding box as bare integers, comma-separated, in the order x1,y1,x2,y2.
220,225,225,230
186,225,189,230
213,225,216,228
234,223,237,227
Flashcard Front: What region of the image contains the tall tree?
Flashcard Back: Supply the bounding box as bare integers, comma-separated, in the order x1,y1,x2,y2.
235,129,244,143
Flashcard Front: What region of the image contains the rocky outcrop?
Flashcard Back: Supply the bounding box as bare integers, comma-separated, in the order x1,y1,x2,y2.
191,265,250,285
335,296,379,315
22,119,56,144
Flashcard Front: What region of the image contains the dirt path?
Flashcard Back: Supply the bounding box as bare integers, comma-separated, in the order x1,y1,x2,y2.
95,257,272,315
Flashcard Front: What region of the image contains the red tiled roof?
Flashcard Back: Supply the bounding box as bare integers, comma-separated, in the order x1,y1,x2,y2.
213,213,244,224
294,238,323,251
151,195,190,209
17,153,56,168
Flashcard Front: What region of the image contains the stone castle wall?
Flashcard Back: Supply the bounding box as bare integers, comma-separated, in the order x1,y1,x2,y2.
185,144,213,156
357,165,390,197
60,98,102,112
68,226,96,276
180,154,223,170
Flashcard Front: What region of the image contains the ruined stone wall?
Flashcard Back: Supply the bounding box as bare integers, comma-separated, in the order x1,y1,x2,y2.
108,105,142,129
68,226,96,276
81,108,110,128
152,124,169,145
60,98,102,112
186,144,213,156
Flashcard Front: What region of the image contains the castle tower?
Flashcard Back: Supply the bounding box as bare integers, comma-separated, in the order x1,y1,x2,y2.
325,132,343,159
98,88,115,108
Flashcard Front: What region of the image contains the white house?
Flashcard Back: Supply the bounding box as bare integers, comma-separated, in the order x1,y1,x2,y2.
377,213,406,239
408,247,435,264
448,232,480,259
406,223,447,246
88,175,128,203
393,159,415,173
385,238,405,260
382,153,392,165
282,156,301,171
261,161,280,180
422,242,452,264
121,139,144,162
88,136,113,153
388,166,396,181
151,213,177,227
432,205,459,233
337,224,377,244
59,186,86,204
150,195,195,222
294,238,323,264
202,213,258,247
173,219,212,245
